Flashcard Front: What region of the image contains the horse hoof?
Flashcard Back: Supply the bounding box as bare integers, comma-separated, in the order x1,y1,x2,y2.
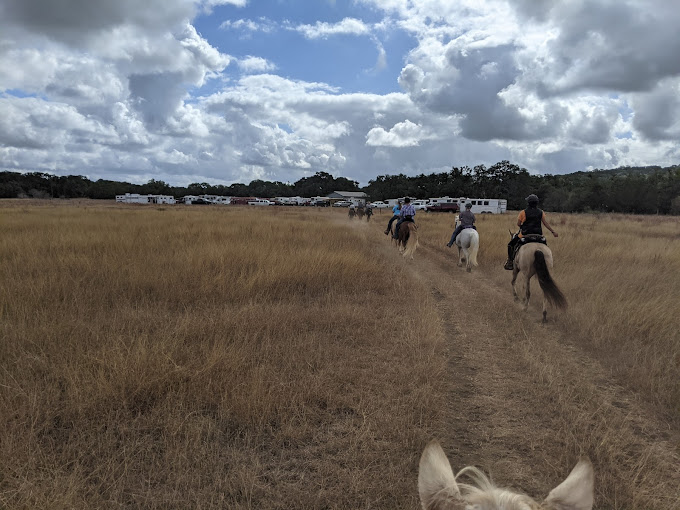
466,267,471,273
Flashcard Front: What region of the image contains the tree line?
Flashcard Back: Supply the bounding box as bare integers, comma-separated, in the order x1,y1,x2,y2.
2,161,680,214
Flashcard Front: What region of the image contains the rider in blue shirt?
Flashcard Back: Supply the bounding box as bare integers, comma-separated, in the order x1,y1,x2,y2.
384,201,402,235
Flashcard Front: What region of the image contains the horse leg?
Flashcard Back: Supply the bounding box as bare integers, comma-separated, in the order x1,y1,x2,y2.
523,275,531,311
457,246,462,267
465,248,471,272
511,267,520,302
542,295,548,324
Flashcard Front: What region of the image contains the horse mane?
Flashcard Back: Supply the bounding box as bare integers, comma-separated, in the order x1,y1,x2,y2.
455,467,542,510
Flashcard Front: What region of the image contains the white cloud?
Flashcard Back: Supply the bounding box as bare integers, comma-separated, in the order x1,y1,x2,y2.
294,17,370,39
237,56,277,73
366,120,430,147
1,0,680,187
219,18,275,33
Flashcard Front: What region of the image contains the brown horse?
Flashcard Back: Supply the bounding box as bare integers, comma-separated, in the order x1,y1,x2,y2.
395,221,419,259
510,237,567,323
419,440,594,510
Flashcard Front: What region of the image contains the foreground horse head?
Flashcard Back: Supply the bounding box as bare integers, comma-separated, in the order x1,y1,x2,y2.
397,221,419,259
419,441,594,510
455,229,479,273
511,241,567,323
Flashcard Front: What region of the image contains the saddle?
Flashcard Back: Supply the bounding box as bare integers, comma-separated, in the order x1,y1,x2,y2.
513,234,546,258
521,234,547,244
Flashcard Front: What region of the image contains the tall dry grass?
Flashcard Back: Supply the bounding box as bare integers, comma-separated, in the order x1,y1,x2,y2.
417,211,680,416
0,203,446,509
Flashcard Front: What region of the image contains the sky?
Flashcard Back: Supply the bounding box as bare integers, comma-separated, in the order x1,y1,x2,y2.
1,0,679,187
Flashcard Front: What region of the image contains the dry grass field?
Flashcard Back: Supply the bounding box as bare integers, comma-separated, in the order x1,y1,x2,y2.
1,200,679,509
0,202,446,509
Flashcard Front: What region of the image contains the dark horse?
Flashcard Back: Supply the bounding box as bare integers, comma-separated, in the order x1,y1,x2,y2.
365,207,373,222
394,221,419,259
348,208,356,219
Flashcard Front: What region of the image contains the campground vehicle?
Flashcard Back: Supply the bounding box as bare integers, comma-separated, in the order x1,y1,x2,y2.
426,197,459,213
455,197,508,214
369,201,390,209
247,199,273,206
332,200,353,207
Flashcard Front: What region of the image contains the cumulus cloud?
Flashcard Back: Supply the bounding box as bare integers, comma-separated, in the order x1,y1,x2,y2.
510,0,680,95
219,17,276,33
366,120,430,147
0,0,196,44
237,56,277,73
631,79,680,141
294,17,370,39
1,0,679,186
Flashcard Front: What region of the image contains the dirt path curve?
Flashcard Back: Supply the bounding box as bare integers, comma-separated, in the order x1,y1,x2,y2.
350,216,679,507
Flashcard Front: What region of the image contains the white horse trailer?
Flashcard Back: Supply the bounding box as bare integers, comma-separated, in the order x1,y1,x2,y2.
456,197,507,214
116,193,175,204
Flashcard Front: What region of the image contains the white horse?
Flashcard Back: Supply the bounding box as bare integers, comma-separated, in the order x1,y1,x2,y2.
453,216,479,272
419,440,594,510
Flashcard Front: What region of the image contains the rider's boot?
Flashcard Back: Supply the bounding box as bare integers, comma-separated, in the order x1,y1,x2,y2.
504,242,515,270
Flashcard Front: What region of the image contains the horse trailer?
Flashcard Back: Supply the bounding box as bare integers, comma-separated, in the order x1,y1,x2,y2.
116,193,176,204
456,197,507,214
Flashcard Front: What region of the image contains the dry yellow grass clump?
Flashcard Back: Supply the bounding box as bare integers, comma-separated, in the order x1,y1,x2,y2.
0,203,446,509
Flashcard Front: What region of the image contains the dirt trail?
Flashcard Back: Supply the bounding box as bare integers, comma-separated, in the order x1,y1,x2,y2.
350,216,680,506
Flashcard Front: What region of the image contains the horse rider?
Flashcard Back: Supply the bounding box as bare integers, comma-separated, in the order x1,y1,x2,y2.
393,197,416,239
348,203,356,218
446,202,476,248
384,200,402,235
504,193,558,270
366,204,373,220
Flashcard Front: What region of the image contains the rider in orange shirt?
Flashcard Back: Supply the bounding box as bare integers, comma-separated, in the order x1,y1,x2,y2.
504,194,558,270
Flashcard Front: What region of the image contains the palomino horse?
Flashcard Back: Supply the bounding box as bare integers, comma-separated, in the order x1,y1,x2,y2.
395,221,419,259
453,217,479,272
510,235,567,323
419,440,594,510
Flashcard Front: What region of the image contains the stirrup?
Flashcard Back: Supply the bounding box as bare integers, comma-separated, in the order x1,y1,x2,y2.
503,260,514,270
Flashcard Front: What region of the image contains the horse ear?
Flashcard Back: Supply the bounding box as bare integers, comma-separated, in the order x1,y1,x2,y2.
544,458,594,510
418,441,465,510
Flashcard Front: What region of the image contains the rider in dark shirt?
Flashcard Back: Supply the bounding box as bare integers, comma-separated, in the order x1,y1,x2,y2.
446,202,476,247
504,194,558,270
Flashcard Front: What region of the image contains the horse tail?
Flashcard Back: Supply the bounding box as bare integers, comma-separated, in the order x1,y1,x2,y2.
468,231,479,267
534,251,567,309
403,223,419,258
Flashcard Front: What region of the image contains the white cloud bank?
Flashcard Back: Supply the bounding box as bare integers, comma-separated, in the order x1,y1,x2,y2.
1,0,679,186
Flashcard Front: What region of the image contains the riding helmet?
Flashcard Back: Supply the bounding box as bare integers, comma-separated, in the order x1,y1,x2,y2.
525,194,539,204
465,202,472,208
